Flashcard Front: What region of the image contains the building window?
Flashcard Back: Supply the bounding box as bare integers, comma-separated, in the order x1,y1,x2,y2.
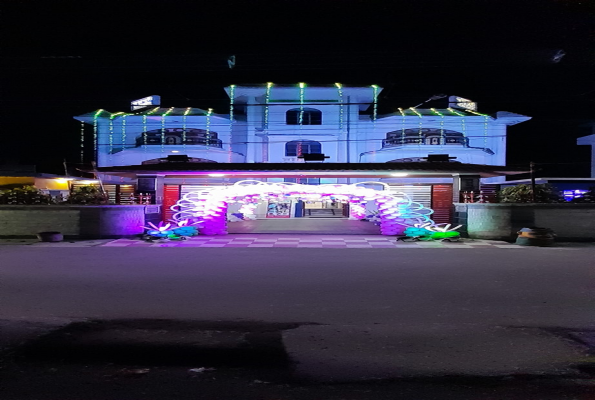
285,140,322,157
286,108,322,125
135,128,223,148
284,178,320,185
383,128,467,148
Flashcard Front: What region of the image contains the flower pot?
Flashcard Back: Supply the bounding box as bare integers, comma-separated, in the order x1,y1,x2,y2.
36,231,63,242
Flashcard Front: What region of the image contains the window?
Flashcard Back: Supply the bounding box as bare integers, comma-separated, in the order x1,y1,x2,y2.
285,140,322,157
286,108,322,125
284,178,320,185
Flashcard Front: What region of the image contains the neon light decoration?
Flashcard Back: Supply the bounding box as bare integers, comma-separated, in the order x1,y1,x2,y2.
404,222,462,240
335,83,344,130
80,121,85,163
171,181,439,236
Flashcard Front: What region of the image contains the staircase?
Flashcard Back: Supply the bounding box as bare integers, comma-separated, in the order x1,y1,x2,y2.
305,209,344,218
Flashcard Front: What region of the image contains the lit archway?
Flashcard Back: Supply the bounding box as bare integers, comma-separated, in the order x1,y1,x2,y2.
171,180,436,236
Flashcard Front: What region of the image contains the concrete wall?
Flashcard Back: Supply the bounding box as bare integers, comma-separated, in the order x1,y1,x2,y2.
0,205,147,239
454,203,595,241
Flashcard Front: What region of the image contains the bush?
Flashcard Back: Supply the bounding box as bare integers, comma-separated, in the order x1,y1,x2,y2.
498,184,562,203
66,185,109,205
0,185,54,205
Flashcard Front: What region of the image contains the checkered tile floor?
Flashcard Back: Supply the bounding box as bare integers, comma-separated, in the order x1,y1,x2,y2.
102,235,528,249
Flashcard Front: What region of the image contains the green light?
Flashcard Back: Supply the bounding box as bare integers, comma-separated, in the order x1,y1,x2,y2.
206,108,213,149
229,85,236,163
336,83,344,130
80,121,85,163
448,108,466,138
121,114,127,155
264,83,272,129
298,83,305,125
183,107,191,154
398,108,406,144
372,85,379,122
161,107,174,154
92,109,103,160
431,108,445,145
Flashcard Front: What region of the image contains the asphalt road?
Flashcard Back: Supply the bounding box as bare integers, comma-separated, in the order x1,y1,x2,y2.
0,246,594,327
1,245,595,398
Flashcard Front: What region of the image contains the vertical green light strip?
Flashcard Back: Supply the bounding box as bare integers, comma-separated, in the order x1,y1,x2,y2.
183,107,191,154
467,109,490,149
229,85,236,163
121,115,127,154
93,110,103,161
398,108,406,145
409,107,423,147
430,108,444,146
448,108,466,139
80,121,85,163
206,108,213,150
298,82,305,125
264,82,272,129
161,107,174,154
371,85,379,122
335,83,343,130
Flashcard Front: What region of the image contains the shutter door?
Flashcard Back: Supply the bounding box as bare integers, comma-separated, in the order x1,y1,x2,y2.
387,185,432,208
163,185,181,221
431,185,453,224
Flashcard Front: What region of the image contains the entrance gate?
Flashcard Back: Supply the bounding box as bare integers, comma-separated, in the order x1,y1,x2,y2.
171,181,436,236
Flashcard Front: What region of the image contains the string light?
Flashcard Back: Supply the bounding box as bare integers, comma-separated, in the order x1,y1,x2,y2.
335,83,344,130
430,108,445,146
183,107,191,154
80,121,85,163
161,107,174,154
92,109,103,161
121,114,127,155
465,109,490,151
298,83,306,157
409,107,423,148
398,107,406,144
448,108,466,139
229,85,236,162
298,82,306,125
371,85,379,122
264,82,272,129
206,108,213,150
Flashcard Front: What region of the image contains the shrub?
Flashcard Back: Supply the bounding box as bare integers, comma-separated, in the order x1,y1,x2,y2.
498,184,562,203
0,185,53,205
66,185,109,205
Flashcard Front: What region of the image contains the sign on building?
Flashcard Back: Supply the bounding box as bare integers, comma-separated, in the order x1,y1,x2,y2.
448,96,477,111
131,95,161,110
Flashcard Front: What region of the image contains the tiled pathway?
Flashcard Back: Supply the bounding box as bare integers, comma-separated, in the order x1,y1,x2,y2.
102,235,530,249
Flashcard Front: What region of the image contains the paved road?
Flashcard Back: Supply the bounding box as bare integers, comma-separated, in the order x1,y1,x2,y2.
1,244,594,385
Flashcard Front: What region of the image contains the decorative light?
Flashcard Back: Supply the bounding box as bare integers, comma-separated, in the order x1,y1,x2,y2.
229,85,236,163
108,116,114,162
298,82,306,125
80,121,85,163
171,150,179,153
206,108,213,149
398,107,406,145
208,173,225,177
335,83,344,130
390,173,409,177
371,85,379,122
161,107,175,154
430,108,445,146
92,109,103,160
264,82,272,129
448,107,466,139
121,114,127,155
409,107,423,147
183,107,191,153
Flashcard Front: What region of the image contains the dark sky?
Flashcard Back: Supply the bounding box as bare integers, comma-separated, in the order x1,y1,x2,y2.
1,0,594,176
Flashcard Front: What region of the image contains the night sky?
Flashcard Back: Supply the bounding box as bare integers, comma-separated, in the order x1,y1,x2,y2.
1,0,594,177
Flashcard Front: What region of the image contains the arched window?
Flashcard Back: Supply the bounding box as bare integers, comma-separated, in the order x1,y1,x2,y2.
285,140,322,157
286,108,322,125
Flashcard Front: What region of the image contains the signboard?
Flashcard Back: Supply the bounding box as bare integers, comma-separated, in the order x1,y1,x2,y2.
266,201,292,218
448,96,477,111
131,95,161,111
